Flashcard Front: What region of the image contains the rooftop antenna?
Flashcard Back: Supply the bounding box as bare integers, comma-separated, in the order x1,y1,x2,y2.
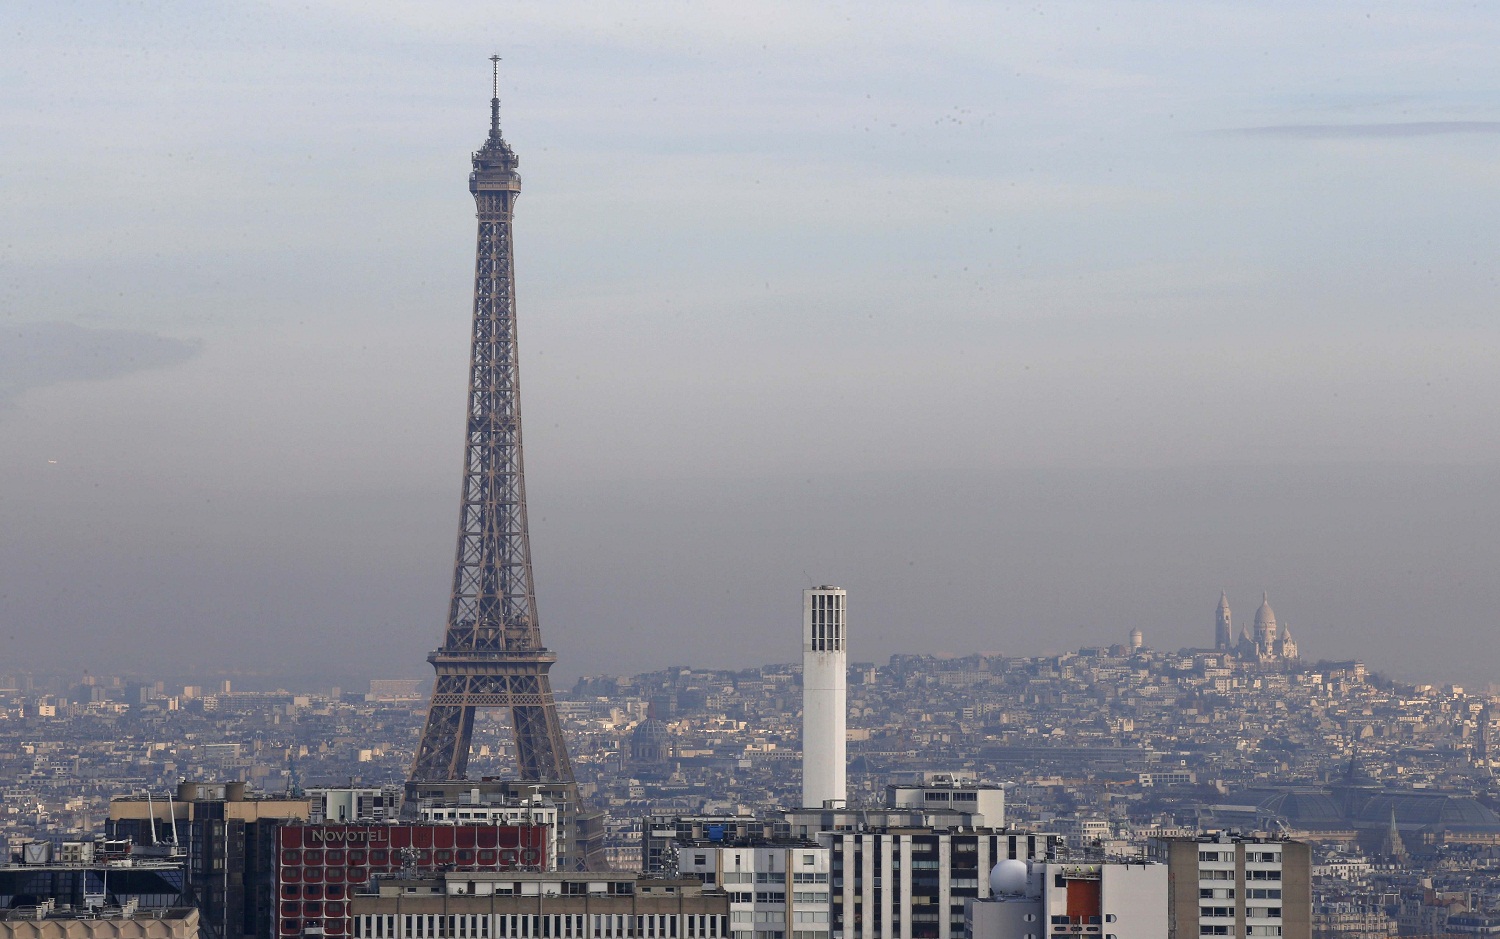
166,787,179,848
145,790,159,846
489,54,502,137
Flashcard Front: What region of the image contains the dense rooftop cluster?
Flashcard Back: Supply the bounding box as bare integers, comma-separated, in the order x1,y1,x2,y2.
6,642,1500,925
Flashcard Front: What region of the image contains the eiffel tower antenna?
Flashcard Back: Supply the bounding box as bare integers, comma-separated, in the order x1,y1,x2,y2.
489,54,502,136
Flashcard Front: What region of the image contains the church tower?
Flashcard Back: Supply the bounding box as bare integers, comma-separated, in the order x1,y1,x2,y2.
1279,622,1299,660
1379,807,1408,863
1477,705,1493,770
1237,617,1256,659
1215,591,1232,650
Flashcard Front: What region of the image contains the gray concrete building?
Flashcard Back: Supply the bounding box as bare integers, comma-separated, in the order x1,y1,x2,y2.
824,830,1060,939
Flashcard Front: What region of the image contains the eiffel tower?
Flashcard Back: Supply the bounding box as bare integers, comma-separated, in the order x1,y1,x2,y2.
406,59,604,870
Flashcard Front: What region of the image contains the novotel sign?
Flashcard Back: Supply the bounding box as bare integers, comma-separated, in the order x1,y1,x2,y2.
278,822,548,859
307,829,389,844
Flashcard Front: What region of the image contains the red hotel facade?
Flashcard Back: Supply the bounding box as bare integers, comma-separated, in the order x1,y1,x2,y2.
276,823,548,939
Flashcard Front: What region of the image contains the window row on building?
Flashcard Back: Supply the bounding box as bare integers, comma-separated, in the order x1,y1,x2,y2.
354,914,732,939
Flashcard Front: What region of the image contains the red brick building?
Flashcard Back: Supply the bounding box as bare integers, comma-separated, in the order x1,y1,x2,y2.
276,823,547,939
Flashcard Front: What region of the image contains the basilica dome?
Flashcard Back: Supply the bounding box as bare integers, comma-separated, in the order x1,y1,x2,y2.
1255,593,1277,628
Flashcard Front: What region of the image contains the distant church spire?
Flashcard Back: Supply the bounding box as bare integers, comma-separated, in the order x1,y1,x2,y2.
1343,752,1362,782
1215,590,1233,651
1381,806,1408,862
1477,705,1493,770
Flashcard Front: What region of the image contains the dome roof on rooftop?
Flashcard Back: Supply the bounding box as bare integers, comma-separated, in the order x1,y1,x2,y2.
633,718,670,743
1255,593,1277,627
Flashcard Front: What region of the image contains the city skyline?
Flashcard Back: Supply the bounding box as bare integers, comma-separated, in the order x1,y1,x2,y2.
4,4,1500,688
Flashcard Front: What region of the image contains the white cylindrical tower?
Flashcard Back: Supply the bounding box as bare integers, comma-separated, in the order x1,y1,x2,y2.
802,585,847,808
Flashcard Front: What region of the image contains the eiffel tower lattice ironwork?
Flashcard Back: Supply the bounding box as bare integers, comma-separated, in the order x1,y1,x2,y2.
407,63,600,867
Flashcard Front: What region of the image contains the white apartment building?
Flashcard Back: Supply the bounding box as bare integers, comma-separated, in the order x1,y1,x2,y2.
420,802,562,871
885,774,1004,829
965,859,1167,939
675,842,832,939
308,786,404,823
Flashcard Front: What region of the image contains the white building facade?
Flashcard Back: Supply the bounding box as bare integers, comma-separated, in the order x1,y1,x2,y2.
419,802,562,871
886,774,1004,829
308,786,404,824
964,861,1167,939
675,842,833,939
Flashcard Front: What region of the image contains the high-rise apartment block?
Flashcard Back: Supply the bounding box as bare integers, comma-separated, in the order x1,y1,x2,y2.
655,768,1054,939
675,842,831,939
803,587,847,809
108,782,311,939
1150,834,1311,939
825,830,1058,939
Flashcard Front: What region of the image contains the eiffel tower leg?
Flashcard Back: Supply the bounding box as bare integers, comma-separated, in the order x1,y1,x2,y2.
502,668,569,781
513,704,567,780
412,703,476,781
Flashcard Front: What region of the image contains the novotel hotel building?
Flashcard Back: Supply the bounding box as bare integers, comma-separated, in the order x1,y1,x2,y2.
276,824,549,939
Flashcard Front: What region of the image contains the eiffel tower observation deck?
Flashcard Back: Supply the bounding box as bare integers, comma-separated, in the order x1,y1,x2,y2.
405,58,605,871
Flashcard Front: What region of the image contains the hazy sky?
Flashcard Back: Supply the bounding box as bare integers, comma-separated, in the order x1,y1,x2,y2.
3,2,1500,689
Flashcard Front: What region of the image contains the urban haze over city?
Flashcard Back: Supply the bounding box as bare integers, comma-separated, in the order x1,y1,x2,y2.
5,4,1500,938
